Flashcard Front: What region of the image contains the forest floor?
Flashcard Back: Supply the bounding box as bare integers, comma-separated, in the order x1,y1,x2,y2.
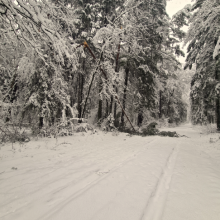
0,124,220,220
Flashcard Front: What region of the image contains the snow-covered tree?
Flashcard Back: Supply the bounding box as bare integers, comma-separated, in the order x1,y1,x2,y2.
0,0,82,126
1,0,79,63
184,0,220,129
0,0,188,131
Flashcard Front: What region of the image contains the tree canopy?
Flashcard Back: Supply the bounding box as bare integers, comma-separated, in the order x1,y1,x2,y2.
0,0,189,131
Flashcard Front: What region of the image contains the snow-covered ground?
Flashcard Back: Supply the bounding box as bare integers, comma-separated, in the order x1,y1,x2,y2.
0,124,220,220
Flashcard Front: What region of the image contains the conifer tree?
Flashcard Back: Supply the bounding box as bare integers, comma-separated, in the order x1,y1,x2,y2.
184,0,220,129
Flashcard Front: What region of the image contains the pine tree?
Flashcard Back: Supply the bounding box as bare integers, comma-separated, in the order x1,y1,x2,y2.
184,0,220,129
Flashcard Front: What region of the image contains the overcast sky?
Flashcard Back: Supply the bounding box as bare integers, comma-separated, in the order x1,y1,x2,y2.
166,0,193,17
166,0,193,63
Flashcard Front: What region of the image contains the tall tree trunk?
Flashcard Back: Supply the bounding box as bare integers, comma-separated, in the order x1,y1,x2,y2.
78,58,85,122
215,57,220,130
98,99,102,121
70,73,75,107
113,42,121,126
121,65,129,126
81,73,84,104
114,100,117,119
159,90,162,118
216,99,220,130
109,95,113,113
113,39,118,120
105,100,109,117
77,73,84,122
39,117,43,129
77,73,82,120
98,78,102,121
51,116,55,126
80,75,84,117
5,109,11,122
167,102,170,119
77,73,81,118
114,87,118,122
137,111,143,127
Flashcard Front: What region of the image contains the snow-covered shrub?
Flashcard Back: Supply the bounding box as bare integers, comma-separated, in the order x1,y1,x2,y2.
112,129,119,136
0,122,30,145
200,123,217,134
158,117,169,128
141,122,159,136
168,122,177,128
205,123,217,134
75,123,94,133
99,114,117,132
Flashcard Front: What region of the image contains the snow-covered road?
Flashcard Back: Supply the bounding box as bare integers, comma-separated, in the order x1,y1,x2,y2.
0,124,220,220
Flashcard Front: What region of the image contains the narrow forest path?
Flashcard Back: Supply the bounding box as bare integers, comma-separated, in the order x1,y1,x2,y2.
0,124,220,220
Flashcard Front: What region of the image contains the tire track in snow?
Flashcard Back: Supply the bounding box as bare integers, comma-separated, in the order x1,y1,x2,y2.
0,138,156,220
141,140,180,220
0,135,139,206
37,139,157,220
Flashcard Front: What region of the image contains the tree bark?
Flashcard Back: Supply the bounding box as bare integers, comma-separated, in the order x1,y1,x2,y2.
215,57,220,130
114,87,118,121
105,100,109,117
109,95,113,113
114,100,117,119
98,99,102,120
216,99,220,130
39,117,43,129
159,90,162,118
77,73,84,122
137,112,143,127
113,42,121,126
78,57,85,122
121,65,129,126
98,78,102,121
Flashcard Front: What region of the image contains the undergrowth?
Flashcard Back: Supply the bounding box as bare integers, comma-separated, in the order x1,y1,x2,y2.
0,122,30,148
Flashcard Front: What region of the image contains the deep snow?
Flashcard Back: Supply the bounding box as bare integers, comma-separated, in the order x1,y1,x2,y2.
0,124,220,220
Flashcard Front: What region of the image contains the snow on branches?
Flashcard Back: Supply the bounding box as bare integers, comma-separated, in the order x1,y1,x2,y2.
0,0,78,66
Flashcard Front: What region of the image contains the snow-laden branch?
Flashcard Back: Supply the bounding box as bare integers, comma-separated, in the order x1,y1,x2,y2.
0,0,78,65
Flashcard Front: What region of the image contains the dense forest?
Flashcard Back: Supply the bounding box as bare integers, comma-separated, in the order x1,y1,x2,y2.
0,0,220,137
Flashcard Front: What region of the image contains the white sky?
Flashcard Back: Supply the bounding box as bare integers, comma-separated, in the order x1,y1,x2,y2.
166,0,193,17
166,0,194,64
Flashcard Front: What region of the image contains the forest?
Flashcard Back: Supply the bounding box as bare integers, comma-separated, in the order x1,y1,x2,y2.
0,0,220,140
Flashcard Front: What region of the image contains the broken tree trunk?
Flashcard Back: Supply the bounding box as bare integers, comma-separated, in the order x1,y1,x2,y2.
81,50,103,118
81,41,135,131
115,96,135,132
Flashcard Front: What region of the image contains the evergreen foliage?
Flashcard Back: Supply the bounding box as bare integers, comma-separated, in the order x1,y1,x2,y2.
0,0,188,135
184,0,220,129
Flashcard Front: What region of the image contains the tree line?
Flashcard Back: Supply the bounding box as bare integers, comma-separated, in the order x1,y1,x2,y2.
0,0,194,131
